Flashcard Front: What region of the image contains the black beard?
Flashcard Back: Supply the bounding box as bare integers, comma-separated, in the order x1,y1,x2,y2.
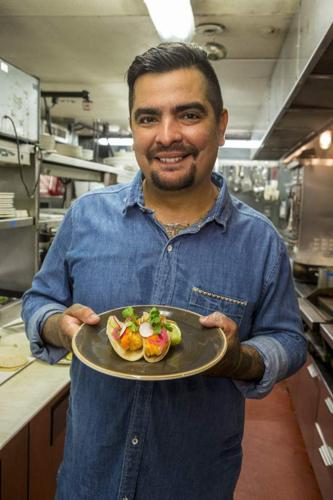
150,162,196,191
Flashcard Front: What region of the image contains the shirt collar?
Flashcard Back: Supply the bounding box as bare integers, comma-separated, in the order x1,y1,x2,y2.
122,170,233,231
122,171,146,214
209,171,233,231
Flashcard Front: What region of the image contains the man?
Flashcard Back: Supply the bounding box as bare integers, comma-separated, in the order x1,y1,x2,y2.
22,43,306,499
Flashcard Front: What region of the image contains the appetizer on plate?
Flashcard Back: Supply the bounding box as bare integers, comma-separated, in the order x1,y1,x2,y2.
106,306,144,361
106,306,182,362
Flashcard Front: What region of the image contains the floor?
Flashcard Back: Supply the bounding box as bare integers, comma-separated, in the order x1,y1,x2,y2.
235,381,322,500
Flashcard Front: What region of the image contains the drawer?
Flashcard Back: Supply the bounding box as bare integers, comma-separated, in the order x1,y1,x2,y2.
288,355,321,458
51,391,69,445
312,423,333,500
317,383,333,448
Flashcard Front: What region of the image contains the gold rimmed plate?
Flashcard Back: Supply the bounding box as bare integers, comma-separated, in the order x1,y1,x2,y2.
72,305,227,381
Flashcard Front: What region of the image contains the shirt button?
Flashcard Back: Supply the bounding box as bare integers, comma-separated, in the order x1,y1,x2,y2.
132,436,139,446
167,244,173,252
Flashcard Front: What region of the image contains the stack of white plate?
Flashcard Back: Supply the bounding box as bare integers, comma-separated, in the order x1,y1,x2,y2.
55,143,83,159
39,134,56,151
0,192,16,218
103,152,138,183
82,149,94,161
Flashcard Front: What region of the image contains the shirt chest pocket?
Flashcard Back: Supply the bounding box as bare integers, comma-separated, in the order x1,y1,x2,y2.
189,286,247,325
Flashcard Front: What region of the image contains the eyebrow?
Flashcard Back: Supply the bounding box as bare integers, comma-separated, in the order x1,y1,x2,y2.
173,102,207,115
133,101,208,122
134,107,161,121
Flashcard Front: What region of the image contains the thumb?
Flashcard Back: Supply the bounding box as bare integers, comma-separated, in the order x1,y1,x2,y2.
199,311,226,327
66,304,100,324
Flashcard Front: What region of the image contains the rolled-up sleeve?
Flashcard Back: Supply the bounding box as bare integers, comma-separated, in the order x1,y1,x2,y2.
21,208,75,364
234,236,307,399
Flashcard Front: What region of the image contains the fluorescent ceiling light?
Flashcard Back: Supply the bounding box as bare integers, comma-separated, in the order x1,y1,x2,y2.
99,137,133,146
144,0,195,42
99,138,262,149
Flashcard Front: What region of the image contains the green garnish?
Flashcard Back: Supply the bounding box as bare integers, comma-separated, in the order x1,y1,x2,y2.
122,306,136,320
127,321,139,333
149,307,160,323
149,307,161,333
121,307,139,332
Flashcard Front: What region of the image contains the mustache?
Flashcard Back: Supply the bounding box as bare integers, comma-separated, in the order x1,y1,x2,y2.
147,143,198,161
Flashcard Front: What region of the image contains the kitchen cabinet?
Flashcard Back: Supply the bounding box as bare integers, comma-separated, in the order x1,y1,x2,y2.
0,425,28,500
287,355,321,462
29,385,69,500
311,381,333,499
288,354,333,499
0,384,69,500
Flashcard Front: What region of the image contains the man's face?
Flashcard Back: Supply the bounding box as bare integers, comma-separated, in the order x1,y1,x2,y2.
130,67,228,191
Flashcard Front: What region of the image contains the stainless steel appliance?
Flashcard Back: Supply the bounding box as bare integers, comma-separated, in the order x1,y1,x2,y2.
282,161,333,268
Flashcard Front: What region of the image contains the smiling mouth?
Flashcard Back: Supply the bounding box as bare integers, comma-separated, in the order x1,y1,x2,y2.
155,154,191,165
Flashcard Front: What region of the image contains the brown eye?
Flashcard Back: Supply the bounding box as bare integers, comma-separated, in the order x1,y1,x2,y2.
182,112,200,121
138,116,157,125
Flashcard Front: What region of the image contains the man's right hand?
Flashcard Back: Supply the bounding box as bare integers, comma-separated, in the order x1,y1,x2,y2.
42,304,100,351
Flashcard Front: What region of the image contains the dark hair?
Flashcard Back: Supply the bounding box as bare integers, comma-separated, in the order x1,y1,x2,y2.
127,42,223,121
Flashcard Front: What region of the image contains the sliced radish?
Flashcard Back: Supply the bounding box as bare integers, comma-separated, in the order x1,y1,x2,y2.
112,328,121,340
139,322,154,338
119,323,127,337
110,316,127,337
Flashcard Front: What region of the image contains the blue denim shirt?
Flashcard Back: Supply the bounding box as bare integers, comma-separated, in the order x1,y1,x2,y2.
22,171,306,500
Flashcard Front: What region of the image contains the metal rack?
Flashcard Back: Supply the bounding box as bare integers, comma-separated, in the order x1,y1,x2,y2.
0,58,130,296
0,143,122,295
0,139,38,295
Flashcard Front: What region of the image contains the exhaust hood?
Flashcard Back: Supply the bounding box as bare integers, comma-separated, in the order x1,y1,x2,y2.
253,0,333,161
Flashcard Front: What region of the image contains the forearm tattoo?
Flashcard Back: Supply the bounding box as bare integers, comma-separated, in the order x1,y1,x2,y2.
230,345,265,381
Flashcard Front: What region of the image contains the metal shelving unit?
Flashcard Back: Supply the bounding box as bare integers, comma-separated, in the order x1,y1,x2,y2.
0,217,34,229
0,59,130,295
41,152,120,178
0,140,38,295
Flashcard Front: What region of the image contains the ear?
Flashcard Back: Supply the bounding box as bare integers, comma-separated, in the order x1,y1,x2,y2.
218,109,228,146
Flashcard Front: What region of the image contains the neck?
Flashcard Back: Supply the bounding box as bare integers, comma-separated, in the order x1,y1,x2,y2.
142,178,219,225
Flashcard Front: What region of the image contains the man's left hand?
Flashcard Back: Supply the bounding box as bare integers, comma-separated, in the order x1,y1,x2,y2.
199,312,265,381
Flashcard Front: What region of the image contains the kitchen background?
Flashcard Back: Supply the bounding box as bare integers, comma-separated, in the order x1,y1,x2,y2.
0,1,333,499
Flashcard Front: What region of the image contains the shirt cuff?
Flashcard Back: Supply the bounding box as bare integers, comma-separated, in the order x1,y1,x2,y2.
24,303,68,364
233,336,289,399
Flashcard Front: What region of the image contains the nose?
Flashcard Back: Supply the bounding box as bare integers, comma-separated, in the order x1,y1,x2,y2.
155,117,182,146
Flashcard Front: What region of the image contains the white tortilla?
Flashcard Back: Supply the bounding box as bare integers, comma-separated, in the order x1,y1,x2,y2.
143,333,171,363
106,319,143,361
0,347,28,369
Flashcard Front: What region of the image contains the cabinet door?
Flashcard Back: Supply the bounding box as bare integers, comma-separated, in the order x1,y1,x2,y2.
287,355,321,461
0,426,28,500
312,422,333,500
311,383,333,499
29,385,69,500
317,383,333,450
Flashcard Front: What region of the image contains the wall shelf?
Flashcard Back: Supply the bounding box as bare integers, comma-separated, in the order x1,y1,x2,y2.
0,217,33,230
